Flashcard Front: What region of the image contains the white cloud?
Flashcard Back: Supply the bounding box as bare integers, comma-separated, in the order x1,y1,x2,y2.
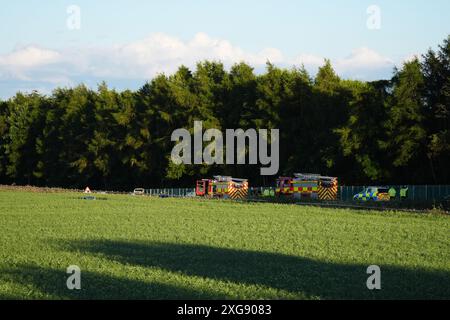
0,33,399,97
0,46,62,81
294,53,325,67
334,47,395,80
79,32,284,78
292,47,395,80
0,46,61,68
335,47,393,70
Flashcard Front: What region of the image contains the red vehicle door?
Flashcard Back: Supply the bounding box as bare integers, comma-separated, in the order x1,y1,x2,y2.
196,180,207,196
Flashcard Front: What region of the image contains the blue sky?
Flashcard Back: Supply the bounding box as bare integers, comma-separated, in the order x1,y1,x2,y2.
0,0,449,98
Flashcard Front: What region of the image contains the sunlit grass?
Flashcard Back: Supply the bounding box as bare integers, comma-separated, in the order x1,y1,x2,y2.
0,190,449,299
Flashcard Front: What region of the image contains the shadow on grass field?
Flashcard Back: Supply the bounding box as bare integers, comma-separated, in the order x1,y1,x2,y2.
37,239,450,299
0,264,227,300
1,240,449,299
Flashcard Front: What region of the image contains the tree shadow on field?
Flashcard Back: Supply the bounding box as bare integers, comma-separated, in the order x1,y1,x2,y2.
0,263,227,300
59,240,450,300
0,293,18,300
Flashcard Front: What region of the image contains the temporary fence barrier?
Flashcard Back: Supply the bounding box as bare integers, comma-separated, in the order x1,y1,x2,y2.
143,188,195,197
141,185,450,203
338,185,450,202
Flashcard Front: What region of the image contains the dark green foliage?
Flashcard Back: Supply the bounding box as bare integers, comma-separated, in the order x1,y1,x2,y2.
0,37,449,189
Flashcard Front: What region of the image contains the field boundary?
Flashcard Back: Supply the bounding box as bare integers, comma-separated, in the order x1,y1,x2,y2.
1,184,448,213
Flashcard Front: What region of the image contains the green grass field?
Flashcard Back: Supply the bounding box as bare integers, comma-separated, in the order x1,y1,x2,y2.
0,189,449,300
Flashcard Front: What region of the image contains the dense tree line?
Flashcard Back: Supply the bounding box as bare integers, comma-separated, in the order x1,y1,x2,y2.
0,37,449,190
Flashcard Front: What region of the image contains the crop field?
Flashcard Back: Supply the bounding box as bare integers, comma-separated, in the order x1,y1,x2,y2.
0,189,449,300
